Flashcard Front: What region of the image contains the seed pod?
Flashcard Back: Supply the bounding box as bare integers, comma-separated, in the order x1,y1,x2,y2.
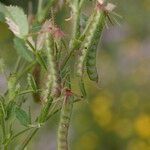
77,7,106,78
57,93,74,150
77,0,115,81
42,33,61,101
69,0,81,50
86,12,106,82
86,1,116,82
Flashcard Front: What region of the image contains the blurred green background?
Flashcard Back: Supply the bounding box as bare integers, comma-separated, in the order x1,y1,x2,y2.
0,0,150,150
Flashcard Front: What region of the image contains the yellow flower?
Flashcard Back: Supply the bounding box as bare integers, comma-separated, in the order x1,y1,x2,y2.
121,91,139,110
114,119,133,139
91,93,113,128
74,132,99,150
134,114,150,139
127,139,150,150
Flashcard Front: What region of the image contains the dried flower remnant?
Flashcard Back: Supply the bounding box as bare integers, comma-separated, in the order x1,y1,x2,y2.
36,20,53,50
5,17,20,37
36,20,65,50
52,27,65,39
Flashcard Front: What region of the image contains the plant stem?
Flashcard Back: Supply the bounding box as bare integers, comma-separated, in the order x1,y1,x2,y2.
79,0,86,10
18,90,35,95
14,57,22,73
17,61,36,81
0,101,6,142
46,98,83,121
20,128,38,150
37,0,56,22
38,0,43,15
60,40,80,70
5,127,33,146
19,98,83,149
18,89,41,96
60,8,97,70
0,101,7,150
19,98,53,149
38,97,53,123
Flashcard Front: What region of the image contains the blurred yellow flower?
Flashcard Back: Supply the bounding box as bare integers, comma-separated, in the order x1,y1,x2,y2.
143,0,150,11
127,139,150,150
134,114,150,139
121,91,139,110
114,118,133,139
91,93,113,128
74,132,99,150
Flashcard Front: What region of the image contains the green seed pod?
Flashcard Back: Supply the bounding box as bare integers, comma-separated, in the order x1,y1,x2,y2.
86,0,117,82
86,13,106,82
42,33,61,101
77,4,106,80
69,0,81,50
57,94,74,150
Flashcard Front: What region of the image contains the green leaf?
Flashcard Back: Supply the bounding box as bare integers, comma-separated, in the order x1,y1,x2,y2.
8,74,17,91
0,3,29,38
14,37,33,62
5,101,16,120
36,52,47,70
27,74,38,92
0,12,5,22
6,6,29,38
15,107,30,126
0,100,5,118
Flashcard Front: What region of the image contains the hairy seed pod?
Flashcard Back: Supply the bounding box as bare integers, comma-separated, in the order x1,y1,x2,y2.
42,33,61,101
85,1,116,82
86,12,106,82
57,93,74,150
69,0,81,50
77,4,106,79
